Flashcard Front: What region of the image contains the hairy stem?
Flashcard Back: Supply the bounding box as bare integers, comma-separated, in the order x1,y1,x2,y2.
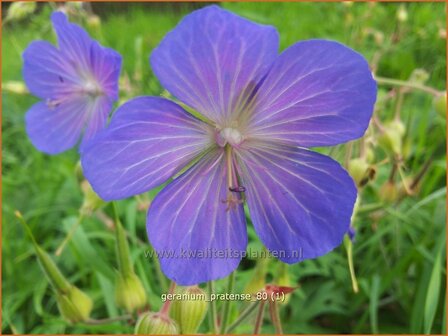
160,281,176,315
253,300,266,334
219,271,235,334
55,211,84,256
84,315,132,325
374,76,442,96
226,300,260,333
207,281,219,334
269,299,283,334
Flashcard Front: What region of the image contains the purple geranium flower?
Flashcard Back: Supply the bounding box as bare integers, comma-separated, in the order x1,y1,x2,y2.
23,12,122,154
82,5,376,285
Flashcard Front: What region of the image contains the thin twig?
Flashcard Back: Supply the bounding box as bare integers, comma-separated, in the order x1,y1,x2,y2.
84,315,132,325
253,300,266,334
55,212,84,256
268,300,283,334
226,300,260,333
374,76,442,96
219,272,235,334
207,281,219,334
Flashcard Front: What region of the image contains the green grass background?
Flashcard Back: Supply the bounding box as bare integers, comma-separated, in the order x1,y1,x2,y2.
2,2,446,334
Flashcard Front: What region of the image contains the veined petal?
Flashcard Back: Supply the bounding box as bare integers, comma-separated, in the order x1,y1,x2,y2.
81,97,212,201
150,5,279,124
25,97,89,154
22,40,81,99
247,40,377,147
236,143,356,263
89,41,122,101
51,11,93,72
79,95,114,150
147,150,247,285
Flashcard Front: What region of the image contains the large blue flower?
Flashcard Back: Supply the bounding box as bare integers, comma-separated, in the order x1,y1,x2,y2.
82,5,377,285
23,12,122,154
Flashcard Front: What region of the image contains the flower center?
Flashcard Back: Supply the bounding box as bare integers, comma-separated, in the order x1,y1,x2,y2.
83,80,103,97
216,127,244,147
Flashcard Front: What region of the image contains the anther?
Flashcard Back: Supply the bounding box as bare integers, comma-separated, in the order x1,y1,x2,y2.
229,186,246,193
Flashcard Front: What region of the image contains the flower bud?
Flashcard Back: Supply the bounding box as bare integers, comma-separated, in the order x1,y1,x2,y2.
366,147,375,163
80,180,105,213
5,2,36,23
348,158,369,186
396,5,408,22
115,272,147,313
374,31,384,46
56,285,93,324
2,81,28,94
87,15,101,29
434,93,446,118
378,120,405,156
168,289,182,328
16,212,93,322
134,312,178,335
379,181,398,203
409,69,429,84
169,286,208,334
35,245,71,293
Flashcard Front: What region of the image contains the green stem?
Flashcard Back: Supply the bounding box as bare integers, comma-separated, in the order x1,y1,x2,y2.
207,281,218,334
84,315,132,325
219,271,235,334
112,202,134,275
374,76,442,96
226,300,260,333
160,282,176,315
345,236,359,293
150,245,168,292
253,300,266,334
268,299,283,334
55,211,84,256
16,211,71,293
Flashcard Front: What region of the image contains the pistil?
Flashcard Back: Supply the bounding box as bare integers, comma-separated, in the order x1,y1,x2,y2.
223,145,244,211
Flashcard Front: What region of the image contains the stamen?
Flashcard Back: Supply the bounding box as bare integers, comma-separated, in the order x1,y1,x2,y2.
83,80,103,97
223,145,245,211
216,127,244,147
46,98,62,110
229,186,246,193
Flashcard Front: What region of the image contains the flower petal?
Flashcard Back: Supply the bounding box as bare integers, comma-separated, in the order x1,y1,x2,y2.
236,144,356,262
81,97,212,201
248,40,377,147
25,97,89,154
150,5,279,124
79,96,114,150
51,11,93,72
22,40,81,99
89,40,122,101
147,150,247,285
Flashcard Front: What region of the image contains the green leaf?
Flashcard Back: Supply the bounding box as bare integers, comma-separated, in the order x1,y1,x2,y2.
369,275,380,334
423,247,443,334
